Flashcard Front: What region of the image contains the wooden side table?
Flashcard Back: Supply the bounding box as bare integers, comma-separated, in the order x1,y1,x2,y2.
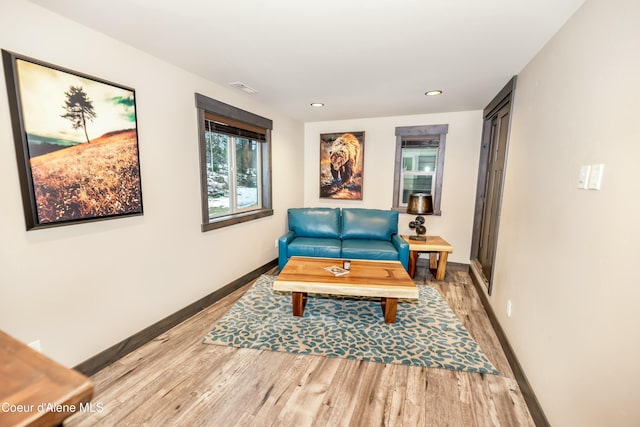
402,235,453,281
0,330,94,427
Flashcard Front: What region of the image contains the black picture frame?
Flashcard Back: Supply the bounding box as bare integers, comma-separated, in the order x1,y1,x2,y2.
2,50,143,230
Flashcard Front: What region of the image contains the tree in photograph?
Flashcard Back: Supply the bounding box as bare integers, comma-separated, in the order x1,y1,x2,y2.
61,86,96,143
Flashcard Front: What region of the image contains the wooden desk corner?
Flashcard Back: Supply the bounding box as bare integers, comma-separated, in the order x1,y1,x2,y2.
0,330,94,427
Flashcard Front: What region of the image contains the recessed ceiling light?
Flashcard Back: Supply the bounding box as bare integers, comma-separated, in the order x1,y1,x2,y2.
425,90,443,96
310,102,324,107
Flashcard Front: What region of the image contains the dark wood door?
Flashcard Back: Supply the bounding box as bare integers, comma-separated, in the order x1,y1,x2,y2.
478,103,510,281
470,77,516,294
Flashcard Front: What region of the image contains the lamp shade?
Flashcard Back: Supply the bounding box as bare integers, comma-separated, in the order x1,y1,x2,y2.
407,193,434,215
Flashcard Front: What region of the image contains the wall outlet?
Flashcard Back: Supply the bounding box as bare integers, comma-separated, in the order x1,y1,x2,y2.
274,239,279,248
28,339,42,352
506,300,512,318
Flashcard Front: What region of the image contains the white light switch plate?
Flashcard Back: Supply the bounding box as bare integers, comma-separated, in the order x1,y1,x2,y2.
588,164,604,190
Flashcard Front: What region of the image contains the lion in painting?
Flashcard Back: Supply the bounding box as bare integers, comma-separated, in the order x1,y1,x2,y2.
328,133,361,188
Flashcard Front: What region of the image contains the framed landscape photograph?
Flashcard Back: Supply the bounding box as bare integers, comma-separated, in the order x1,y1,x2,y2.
2,50,143,230
319,131,364,200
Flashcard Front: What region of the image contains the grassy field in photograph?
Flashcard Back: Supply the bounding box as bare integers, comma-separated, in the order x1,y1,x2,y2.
29,129,142,223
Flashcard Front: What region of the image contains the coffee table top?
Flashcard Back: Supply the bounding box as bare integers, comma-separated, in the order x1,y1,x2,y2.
274,256,418,299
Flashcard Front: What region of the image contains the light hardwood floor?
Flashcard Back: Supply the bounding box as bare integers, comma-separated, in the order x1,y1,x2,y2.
66,263,535,427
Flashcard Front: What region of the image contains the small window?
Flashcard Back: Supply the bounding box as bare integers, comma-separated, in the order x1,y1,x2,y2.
196,94,273,231
392,124,448,214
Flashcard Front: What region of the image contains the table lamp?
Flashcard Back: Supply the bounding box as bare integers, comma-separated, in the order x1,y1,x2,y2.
407,193,433,241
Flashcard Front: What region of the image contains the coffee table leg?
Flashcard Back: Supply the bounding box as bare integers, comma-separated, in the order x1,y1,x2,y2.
380,297,398,323
292,292,307,316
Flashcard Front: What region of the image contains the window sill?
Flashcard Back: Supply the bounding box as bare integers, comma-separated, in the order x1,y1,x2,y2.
201,208,273,232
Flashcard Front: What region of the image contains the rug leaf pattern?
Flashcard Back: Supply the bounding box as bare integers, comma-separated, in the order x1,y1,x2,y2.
203,275,498,374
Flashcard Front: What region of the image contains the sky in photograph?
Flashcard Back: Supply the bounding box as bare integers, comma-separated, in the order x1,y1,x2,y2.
16,59,136,143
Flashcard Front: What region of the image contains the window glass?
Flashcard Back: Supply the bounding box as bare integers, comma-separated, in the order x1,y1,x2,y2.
235,138,260,210
403,147,437,172
205,129,230,217
401,146,437,204
204,125,263,219
401,175,433,204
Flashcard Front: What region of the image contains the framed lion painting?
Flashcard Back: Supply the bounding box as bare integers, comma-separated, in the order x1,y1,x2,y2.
319,131,364,200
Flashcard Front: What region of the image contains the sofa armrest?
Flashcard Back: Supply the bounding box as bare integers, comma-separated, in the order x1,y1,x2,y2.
391,234,410,271
278,231,295,270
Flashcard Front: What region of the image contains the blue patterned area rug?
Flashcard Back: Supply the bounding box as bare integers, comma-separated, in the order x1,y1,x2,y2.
203,275,498,375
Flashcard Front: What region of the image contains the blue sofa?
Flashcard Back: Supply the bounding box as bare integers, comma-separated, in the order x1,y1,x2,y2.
278,207,409,271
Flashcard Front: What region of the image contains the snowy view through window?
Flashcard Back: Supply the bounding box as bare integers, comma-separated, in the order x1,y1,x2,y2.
401,146,437,204
205,130,260,218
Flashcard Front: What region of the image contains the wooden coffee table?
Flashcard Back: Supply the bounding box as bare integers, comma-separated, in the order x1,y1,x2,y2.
273,256,418,323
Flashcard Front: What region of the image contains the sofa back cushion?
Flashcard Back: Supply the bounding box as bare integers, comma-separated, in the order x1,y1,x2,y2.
288,208,341,238
341,208,398,241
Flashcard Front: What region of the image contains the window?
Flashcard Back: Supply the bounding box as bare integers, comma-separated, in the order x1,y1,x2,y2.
196,93,273,231
392,124,448,215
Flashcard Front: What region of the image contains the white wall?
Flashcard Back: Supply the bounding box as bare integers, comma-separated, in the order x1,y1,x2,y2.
304,111,482,264
490,0,640,425
0,1,304,366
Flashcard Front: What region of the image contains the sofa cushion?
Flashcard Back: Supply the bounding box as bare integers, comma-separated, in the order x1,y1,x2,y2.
341,240,400,261
287,237,342,259
341,208,398,241
288,208,341,239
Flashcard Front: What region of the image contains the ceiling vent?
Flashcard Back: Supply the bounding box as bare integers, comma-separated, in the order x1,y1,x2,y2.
229,82,259,94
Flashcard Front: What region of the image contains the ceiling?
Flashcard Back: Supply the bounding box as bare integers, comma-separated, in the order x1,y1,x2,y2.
30,0,586,122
